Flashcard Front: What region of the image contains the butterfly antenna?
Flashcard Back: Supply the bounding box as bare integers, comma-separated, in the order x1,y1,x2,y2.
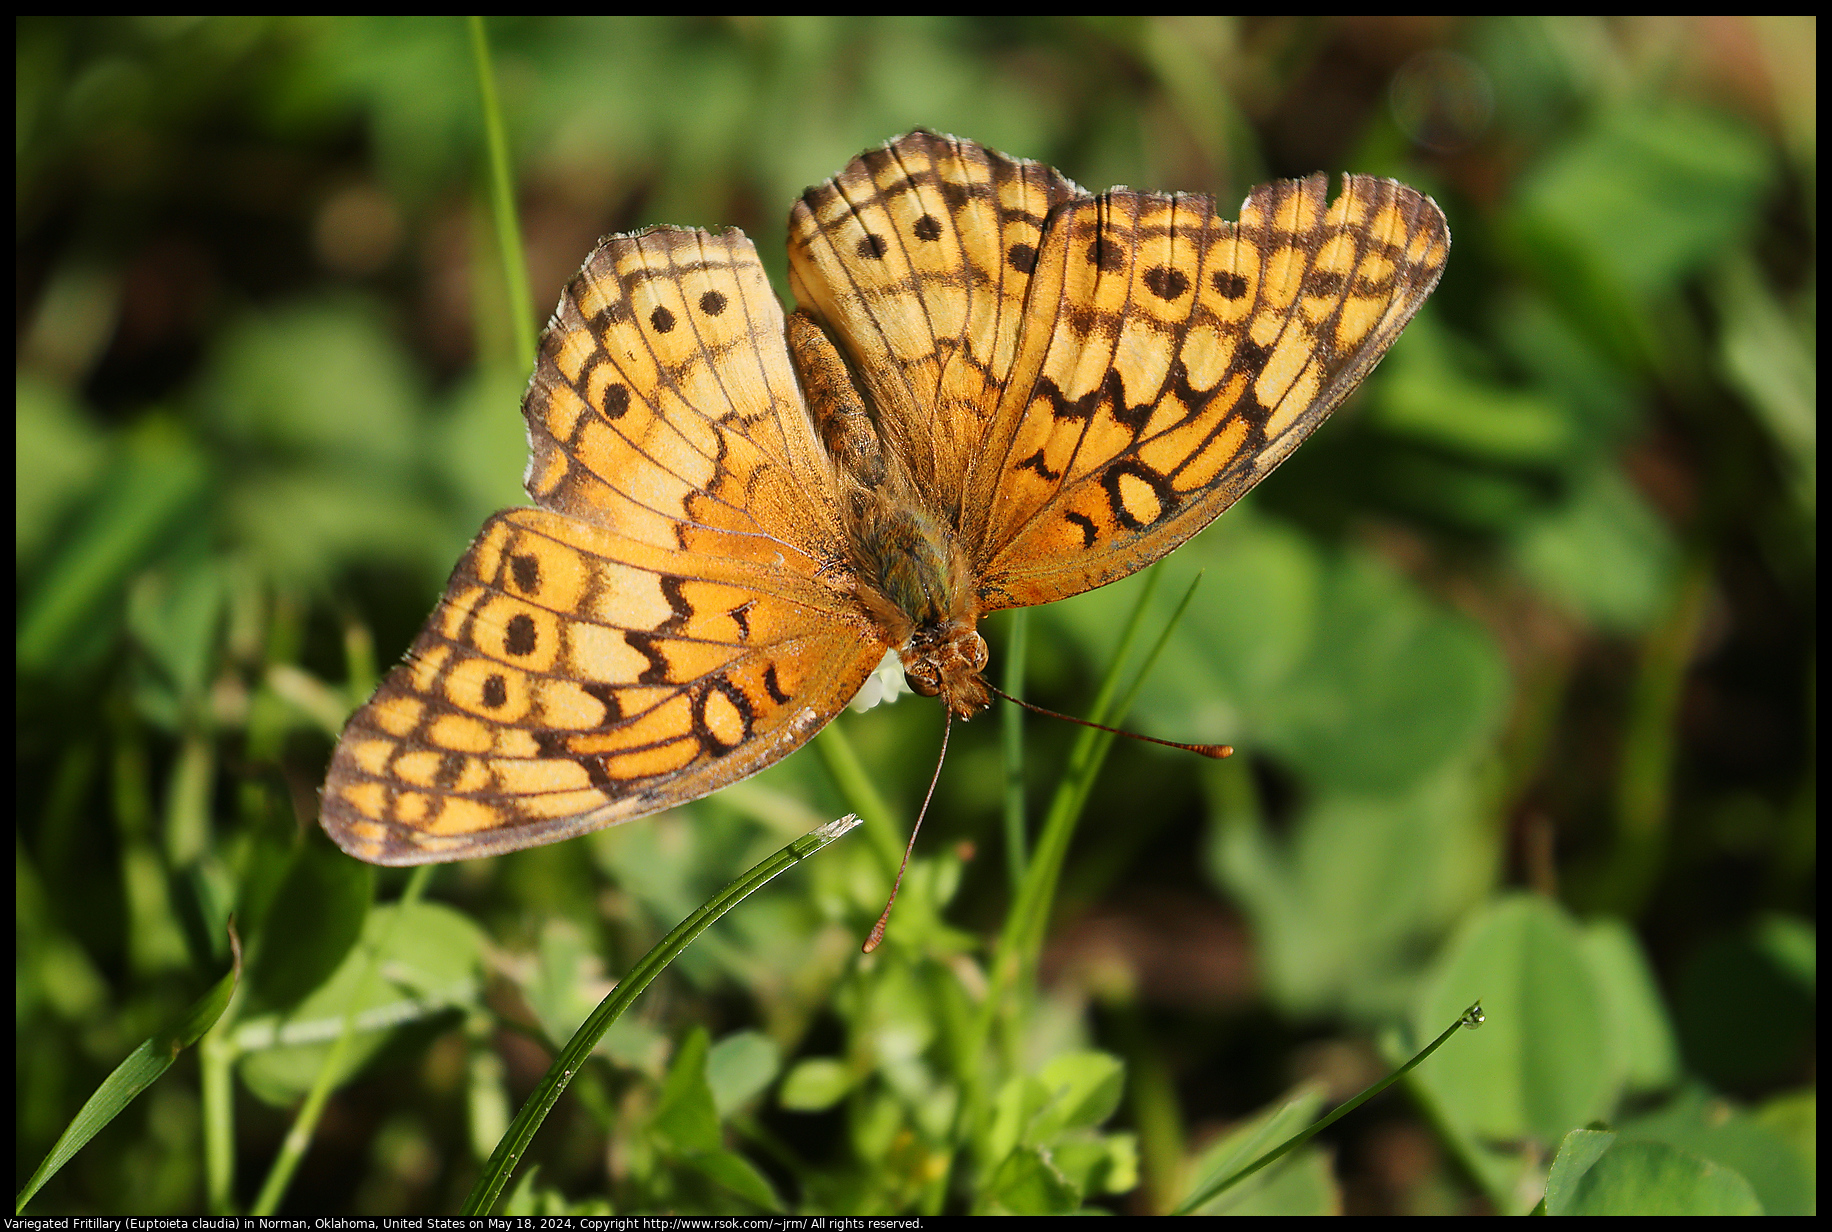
984,682,1233,759
862,711,952,954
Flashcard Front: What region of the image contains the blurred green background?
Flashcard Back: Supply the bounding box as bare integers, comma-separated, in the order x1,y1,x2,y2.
16,16,1814,1216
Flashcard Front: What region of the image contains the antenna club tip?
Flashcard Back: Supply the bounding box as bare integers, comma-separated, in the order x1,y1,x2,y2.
1202,744,1235,759
862,925,886,954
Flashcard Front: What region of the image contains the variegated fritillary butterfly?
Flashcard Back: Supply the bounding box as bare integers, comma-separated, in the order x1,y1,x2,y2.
320,130,1449,865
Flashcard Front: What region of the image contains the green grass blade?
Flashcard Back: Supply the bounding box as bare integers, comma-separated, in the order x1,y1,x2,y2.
467,15,535,371
16,1041,169,1215
1172,1003,1487,1214
936,566,1194,1211
1605,555,1712,916
200,1011,237,1214
16,925,241,1213
1001,608,1030,894
461,814,863,1216
1010,568,1202,981
17,420,207,671
983,567,1162,1011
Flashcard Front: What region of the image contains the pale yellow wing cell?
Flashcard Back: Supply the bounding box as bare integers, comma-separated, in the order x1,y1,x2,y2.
322,508,883,864
787,129,1083,523
966,174,1448,610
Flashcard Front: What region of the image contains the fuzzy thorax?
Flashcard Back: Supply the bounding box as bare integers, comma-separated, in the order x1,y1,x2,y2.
847,494,990,719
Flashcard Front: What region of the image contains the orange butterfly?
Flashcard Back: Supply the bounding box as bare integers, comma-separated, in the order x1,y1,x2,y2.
321,130,1448,866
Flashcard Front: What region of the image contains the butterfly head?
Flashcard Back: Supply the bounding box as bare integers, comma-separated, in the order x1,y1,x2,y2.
900,622,991,720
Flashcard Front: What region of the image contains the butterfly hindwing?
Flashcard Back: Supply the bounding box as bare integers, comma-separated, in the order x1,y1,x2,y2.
967,174,1449,610
322,508,883,864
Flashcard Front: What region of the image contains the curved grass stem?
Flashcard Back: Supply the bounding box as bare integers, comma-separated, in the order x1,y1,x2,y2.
460,815,862,1215
467,15,535,371
1171,1002,1487,1214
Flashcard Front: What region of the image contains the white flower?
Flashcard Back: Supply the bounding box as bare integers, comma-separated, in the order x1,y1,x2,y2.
848,649,912,713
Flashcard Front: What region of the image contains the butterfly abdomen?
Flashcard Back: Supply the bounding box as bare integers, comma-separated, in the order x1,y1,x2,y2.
788,310,886,489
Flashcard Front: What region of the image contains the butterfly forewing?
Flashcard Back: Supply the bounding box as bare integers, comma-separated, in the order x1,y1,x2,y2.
527,226,846,565
787,130,1083,523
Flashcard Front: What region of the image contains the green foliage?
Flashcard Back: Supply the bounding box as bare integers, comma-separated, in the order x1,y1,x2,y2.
233,900,484,1108
971,1051,1136,1213
1543,1130,1763,1216
1179,1083,1336,1215
17,14,1813,1217
14,926,239,1212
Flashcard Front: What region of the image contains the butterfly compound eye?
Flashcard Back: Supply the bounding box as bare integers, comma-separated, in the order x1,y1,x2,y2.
965,632,989,673
903,659,941,696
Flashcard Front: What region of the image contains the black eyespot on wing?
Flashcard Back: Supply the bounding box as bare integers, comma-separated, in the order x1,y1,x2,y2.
604,383,631,419
1143,265,1190,300
1086,237,1125,273
504,614,537,657
1212,270,1248,299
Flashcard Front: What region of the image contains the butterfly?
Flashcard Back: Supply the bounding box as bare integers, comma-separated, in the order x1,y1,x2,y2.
320,130,1449,866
